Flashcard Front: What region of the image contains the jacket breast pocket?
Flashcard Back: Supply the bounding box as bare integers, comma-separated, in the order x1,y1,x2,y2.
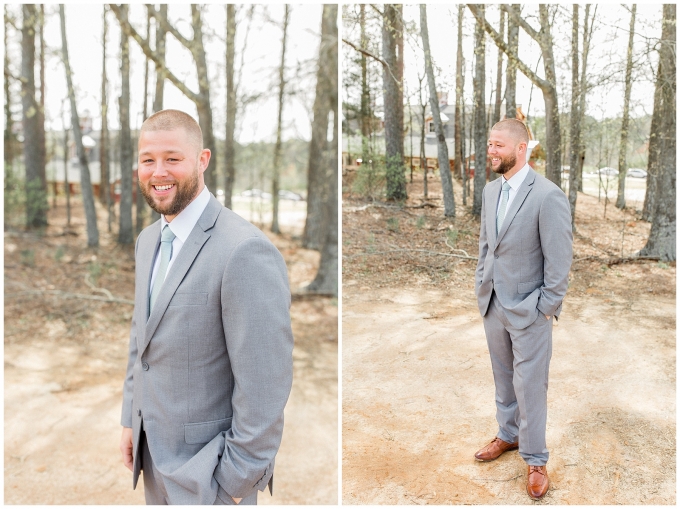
517,279,543,295
169,292,208,307
184,416,232,444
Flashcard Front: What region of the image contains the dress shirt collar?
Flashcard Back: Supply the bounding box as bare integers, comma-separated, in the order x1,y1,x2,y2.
502,163,531,191
160,185,211,243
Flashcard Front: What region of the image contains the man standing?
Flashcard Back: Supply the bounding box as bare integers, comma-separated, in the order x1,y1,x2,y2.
474,119,572,500
119,109,294,505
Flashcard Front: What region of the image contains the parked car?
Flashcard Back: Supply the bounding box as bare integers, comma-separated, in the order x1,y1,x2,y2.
596,167,618,176
627,168,647,178
278,190,304,201
240,188,272,200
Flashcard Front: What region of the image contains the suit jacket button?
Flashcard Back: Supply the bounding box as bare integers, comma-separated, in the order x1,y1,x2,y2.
142,362,149,371
137,409,141,416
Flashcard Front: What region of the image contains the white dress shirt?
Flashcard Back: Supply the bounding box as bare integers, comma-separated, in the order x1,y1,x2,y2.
496,163,531,217
149,185,211,294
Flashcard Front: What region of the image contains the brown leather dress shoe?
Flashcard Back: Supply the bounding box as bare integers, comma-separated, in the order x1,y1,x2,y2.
474,437,519,462
526,465,549,500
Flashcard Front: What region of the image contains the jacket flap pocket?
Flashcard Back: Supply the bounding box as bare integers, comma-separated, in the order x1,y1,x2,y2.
169,292,208,307
517,280,543,294
184,417,232,445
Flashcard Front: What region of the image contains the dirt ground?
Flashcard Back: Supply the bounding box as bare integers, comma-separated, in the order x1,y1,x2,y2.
4,197,337,504
342,174,675,504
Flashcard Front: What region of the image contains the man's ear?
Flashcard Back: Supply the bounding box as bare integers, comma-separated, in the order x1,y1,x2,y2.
198,149,211,175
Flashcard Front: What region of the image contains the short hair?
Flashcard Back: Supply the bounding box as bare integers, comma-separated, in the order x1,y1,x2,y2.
490,118,529,145
140,109,203,153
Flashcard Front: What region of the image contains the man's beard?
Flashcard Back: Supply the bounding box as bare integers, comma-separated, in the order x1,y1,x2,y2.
139,168,199,217
492,152,517,175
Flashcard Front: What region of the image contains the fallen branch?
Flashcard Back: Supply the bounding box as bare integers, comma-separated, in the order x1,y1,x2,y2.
444,239,474,258
9,289,134,305
84,274,114,300
405,202,438,209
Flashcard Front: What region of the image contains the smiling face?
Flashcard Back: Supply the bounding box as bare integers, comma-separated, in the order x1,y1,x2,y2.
487,122,528,180
137,128,210,222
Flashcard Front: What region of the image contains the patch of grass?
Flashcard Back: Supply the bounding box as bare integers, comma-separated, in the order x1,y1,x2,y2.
657,261,670,269
89,261,102,284
415,215,426,229
55,246,65,262
446,229,459,246
366,233,376,253
20,249,35,267
387,217,400,232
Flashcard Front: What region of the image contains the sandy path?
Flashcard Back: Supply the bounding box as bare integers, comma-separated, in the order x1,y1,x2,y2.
342,287,675,504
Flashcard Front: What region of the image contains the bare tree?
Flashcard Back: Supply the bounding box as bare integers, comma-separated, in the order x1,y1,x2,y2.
504,4,519,119
420,4,455,217
383,4,407,201
359,4,370,162
100,5,111,234
22,5,48,228
454,5,464,193
568,5,580,230
60,5,99,246
4,7,15,167
136,10,151,234
493,8,505,125
223,4,236,209
303,4,337,250
151,4,167,113
118,4,133,245
271,5,289,234
305,4,338,296
468,4,563,186
111,5,218,192
417,71,427,198
472,5,487,215
575,5,595,194
639,4,675,261
615,5,636,210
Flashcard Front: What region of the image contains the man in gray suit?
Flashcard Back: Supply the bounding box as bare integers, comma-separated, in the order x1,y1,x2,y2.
474,119,572,500
119,109,294,505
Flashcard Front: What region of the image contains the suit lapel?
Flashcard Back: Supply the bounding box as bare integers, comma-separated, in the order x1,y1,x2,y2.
141,195,223,355
495,169,536,248
486,178,502,247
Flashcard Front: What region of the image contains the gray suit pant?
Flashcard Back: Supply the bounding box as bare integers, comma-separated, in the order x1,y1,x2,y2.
483,293,553,466
141,430,258,505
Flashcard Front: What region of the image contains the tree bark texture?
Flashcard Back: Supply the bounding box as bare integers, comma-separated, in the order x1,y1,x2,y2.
640,4,675,261
615,5,636,210
100,5,112,232
60,5,99,246
303,4,337,250
223,4,236,209
420,4,455,217
472,5,487,216
494,8,505,126
568,4,580,231
22,5,48,228
152,4,167,113
454,5,464,186
118,4,134,245
360,4,370,161
4,6,14,166
137,11,151,234
576,5,594,194
504,4,519,119
271,5,289,234
382,4,407,201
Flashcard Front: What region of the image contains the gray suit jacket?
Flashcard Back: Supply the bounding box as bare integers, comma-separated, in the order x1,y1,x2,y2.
121,195,294,504
475,168,573,329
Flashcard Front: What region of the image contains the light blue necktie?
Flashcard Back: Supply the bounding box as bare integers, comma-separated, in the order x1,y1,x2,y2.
150,225,176,312
496,180,510,235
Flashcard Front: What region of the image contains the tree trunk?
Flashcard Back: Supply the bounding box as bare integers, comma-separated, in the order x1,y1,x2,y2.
152,4,167,114
137,11,151,234
22,5,48,228
454,5,464,189
504,4,519,119
494,8,505,126
118,4,133,245
576,5,594,194
60,5,98,246
639,5,675,261
303,4,336,250
38,5,47,209
306,39,338,296
100,5,112,232
223,4,236,209
568,5,579,231
418,73,427,198
360,4,370,162
615,5,636,210
271,5,289,234
4,6,14,166
420,4,455,217
472,5,487,215
382,4,407,201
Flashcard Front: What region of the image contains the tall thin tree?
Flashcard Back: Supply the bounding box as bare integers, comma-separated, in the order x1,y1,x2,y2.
472,5,487,215
223,4,236,209
615,4,636,210
118,4,133,244
454,5,464,189
420,4,455,217
60,5,99,246
271,5,289,234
